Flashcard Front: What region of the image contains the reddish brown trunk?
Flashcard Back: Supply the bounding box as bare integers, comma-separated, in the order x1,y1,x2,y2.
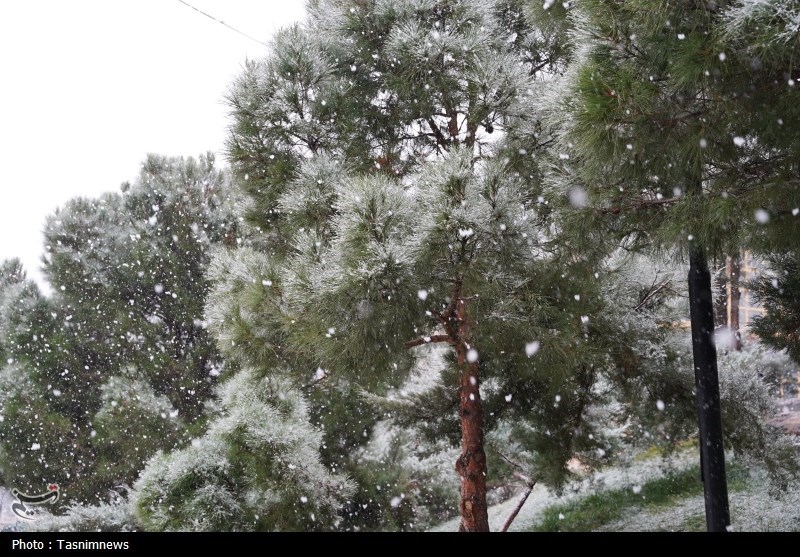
726,254,741,351
453,304,489,532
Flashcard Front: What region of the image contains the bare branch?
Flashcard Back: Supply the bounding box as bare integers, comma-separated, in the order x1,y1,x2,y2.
426,117,451,151
301,371,330,391
500,480,536,532
633,279,672,311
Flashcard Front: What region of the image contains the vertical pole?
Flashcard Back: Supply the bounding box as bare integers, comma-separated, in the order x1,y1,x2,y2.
688,243,731,532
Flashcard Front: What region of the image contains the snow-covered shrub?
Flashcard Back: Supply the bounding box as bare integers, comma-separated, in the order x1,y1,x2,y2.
717,345,800,494
131,368,353,531
30,493,137,532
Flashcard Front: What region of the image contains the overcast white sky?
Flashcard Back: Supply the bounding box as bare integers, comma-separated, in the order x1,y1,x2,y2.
0,0,306,290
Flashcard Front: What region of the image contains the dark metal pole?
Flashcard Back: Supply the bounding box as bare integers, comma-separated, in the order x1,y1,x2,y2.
688,243,731,532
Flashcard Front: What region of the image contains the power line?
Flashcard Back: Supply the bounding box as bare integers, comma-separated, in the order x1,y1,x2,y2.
176,0,269,47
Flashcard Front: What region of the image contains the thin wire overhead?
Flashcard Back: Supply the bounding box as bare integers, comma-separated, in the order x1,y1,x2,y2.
176,0,269,47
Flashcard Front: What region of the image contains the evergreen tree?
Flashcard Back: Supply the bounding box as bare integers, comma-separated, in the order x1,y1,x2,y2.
722,0,800,367
215,0,632,531
0,154,236,505
0,259,37,367
545,0,800,530
749,250,800,366
131,246,354,531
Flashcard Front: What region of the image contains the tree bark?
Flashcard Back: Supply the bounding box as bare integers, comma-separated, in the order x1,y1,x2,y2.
688,243,731,532
726,254,741,351
452,302,490,532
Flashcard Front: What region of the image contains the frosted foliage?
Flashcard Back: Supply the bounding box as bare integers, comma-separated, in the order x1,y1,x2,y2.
309,0,532,151
535,23,592,125
334,175,414,244
724,0,800,45
277,154,346,235
205,247,281,366
227,27,342,159
0,260,40,345
718,346,790,416
413,148,492,241
31,498,136,532
0,362,33,409
719,345,800,493
384,4,523,108
132,368,352,531
601,251,687,322
132,435,235,531
380,0,498,65
357,420,460,508
44,154,233,297
357,345,461,521
404,147,546,271
96,376,177,421
467,49,531,120
317,174,416,294
716,345,800,491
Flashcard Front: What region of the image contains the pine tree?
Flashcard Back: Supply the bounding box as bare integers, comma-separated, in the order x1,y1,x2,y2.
722,0,800,365
131,245,355,531
749,251,800,365
0,259,37,367
546,0,800,531
219,0,629,531
0,154,236,505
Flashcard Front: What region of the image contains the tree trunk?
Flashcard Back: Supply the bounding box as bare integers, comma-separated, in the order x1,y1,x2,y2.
712,260,728,328
688,243,731,532
455,353,489,531
726,254,741,351
453,303,489,532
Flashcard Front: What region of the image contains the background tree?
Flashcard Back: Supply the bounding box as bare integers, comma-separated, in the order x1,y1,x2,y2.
0,154,236,505
545,0,800,531
722,0,800,371
131,246,354,531
749,251,800,366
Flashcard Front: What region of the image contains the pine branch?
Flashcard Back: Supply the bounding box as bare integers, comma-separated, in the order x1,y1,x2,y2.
405,334,454,348
633,279,672,311
301,370,330,391
489,443,527,474
600,196,680,215
489,443,537,532
500,479,536,532
530,59,551,75
430,309,449,328
426,117,451,151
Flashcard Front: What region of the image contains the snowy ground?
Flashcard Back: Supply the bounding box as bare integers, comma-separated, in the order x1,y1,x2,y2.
598,484,800,532
431,448,800,532
431,449,695,532
431,395,800,533
0,487,25,530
